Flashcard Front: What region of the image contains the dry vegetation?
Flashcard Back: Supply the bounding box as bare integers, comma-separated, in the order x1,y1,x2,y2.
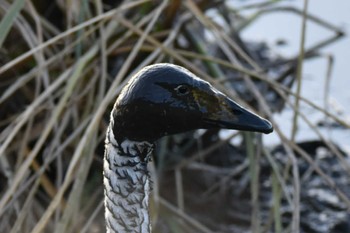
0,0,349,232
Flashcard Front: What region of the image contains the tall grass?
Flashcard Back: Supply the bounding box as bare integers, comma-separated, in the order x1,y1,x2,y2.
0,0,348,232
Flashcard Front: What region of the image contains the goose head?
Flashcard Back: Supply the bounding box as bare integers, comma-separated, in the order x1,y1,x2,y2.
112,63,273,143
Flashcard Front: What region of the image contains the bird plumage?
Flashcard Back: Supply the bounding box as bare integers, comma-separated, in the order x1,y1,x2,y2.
104,63,273,233
104,133,153,232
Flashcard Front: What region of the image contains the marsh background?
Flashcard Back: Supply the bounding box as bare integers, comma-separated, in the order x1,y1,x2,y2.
1,0,350,232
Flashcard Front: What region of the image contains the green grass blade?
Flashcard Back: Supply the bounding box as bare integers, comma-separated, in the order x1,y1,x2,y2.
0,0,26,47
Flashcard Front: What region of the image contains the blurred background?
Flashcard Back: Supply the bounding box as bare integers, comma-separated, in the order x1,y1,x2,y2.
1,0,349,232
237,0,350,149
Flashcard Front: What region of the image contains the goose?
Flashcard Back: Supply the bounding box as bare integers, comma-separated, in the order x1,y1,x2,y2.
103,63,273,233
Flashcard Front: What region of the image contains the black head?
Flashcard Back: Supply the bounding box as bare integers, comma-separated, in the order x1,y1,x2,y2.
112,63,273,142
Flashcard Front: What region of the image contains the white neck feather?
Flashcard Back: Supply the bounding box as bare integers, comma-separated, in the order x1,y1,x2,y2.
103,123,154,233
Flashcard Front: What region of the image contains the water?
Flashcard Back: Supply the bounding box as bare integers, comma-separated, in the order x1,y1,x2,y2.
232,0,350,151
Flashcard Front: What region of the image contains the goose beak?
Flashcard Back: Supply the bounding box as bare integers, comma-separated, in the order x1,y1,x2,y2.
201,92,273,134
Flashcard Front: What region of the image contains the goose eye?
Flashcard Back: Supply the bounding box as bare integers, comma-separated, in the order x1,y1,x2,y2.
174,85,190,96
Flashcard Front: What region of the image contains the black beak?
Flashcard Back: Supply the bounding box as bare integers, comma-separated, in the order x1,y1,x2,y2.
202,93,273,134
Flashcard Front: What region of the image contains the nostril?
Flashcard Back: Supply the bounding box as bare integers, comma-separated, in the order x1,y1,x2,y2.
231,108,243,115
